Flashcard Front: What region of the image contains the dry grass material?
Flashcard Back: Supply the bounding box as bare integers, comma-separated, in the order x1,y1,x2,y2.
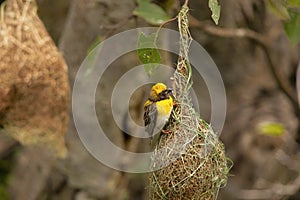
0,0,69,158
148,4,230,199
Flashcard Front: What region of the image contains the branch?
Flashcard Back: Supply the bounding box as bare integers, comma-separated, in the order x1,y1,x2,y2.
239,149,300,199
189,15,299,112
237,175,300,199
261,44,299,113
189,15,267,46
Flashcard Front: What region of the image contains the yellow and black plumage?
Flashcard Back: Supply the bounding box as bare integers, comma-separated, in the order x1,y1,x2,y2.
144,83,174,143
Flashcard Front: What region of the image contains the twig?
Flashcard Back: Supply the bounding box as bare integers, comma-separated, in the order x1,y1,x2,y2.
189,15,299,113
158,16,178,30
183,0,189,7
155,15,178,43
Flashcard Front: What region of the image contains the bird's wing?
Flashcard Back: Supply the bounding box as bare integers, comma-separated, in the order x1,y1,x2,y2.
144,102,157,137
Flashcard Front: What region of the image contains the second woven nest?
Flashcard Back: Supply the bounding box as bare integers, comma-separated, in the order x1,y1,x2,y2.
0,0,69,158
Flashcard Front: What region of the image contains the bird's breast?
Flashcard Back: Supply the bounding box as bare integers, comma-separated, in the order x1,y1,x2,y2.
156,97,173,116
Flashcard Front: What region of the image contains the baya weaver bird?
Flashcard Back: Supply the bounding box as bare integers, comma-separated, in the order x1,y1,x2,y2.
144,83,174,142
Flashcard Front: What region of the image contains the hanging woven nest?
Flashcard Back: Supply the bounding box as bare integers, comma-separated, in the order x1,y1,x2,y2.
148,3,231,200
0,0,70,158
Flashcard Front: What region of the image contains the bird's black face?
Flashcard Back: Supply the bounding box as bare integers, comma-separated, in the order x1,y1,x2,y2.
158,88,173,100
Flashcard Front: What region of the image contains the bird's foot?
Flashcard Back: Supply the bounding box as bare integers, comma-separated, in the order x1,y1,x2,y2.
161,129,172,134
173,101,180,106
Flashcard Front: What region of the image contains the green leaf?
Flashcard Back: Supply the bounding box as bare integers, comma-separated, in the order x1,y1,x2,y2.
208,0,221,25
266,0,290,19
284,10,300,45
133,0,170,25
258,122,285,136
137,32,161,77
137,32,157,48
287,0,300,7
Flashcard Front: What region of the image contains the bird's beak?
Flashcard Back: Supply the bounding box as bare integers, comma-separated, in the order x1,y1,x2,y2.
167,88,174,98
